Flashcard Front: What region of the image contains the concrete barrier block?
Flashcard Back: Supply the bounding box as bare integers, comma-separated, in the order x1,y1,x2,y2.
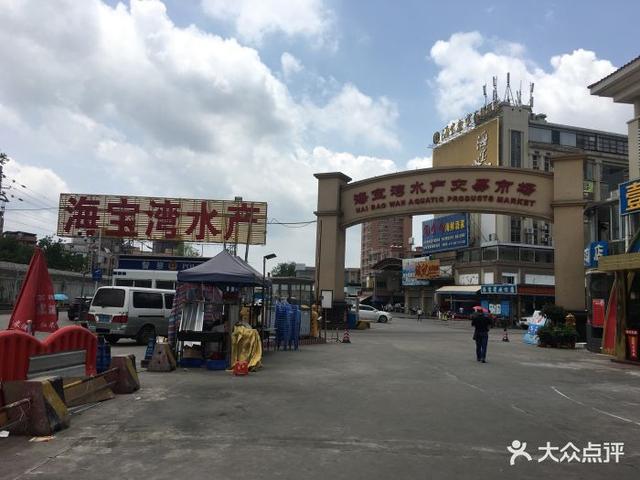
2,377,69,436
63,376,115,407
107,355,140,394
147,344,177,372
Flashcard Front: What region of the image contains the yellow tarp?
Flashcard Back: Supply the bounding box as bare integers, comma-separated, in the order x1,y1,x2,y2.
230,324,262,371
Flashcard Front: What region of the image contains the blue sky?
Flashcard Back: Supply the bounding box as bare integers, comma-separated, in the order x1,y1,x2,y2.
0,0,637,267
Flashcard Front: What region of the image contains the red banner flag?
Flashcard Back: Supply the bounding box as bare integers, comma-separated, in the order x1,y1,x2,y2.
8,248,59,333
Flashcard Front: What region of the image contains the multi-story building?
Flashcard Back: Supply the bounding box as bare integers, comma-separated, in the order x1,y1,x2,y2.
295,263,361,296
2,231,37,247
360,216,412,286
586,56,640,361
429,95,628,320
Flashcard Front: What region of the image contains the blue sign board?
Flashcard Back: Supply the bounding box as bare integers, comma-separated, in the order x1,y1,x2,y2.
92,268,102,281
481,284,517,295
583,241,609,268
422,213,469,254
620,178,640,216
117,255,209,271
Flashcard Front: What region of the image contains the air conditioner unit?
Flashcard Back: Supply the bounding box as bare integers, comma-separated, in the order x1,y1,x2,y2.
524,228,534,234
609,190,620,200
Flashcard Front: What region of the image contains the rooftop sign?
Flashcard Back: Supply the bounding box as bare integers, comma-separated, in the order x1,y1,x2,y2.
57,193,267,244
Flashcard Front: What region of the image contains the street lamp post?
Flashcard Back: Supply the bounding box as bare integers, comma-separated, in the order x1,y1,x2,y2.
262,253,277,328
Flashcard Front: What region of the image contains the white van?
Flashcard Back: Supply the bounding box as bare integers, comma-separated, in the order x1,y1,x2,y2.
87,286,175,345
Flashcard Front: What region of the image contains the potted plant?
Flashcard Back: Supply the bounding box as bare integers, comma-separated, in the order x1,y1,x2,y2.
556,324,578,349
537,323,555,347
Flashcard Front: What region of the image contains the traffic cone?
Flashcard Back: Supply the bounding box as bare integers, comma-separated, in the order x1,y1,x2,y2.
342,329,351,343
502,327,510,342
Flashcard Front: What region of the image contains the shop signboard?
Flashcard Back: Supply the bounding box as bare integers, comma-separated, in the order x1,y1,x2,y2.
57,193,268,244
422,213,469,254
584,241,609,268
402,257,431,286
480,284,517,295
415,258,441,280
619,178,640,216
117,255,208,271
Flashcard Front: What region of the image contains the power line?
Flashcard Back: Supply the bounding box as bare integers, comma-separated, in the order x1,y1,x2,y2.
5,179,57,209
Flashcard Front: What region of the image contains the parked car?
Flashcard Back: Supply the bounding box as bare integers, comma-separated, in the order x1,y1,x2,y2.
67,296,92,321
87,286,175,345
357,304,393,323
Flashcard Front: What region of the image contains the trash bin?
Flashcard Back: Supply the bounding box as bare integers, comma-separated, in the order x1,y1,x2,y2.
625,329,639,361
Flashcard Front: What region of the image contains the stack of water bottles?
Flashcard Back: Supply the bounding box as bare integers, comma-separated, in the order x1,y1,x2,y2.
275,300,301,350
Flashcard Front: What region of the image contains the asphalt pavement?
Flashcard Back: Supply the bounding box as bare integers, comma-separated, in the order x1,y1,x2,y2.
2,314,640,479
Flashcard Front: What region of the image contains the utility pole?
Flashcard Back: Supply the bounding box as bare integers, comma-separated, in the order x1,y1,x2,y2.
0,153,9,234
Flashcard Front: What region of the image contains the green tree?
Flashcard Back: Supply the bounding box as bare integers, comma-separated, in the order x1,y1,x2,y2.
176,242,200,257
0,236,34,264
271,261,296,277
37,236,86,272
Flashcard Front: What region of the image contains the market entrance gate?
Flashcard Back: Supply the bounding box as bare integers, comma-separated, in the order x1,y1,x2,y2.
314,154,586,313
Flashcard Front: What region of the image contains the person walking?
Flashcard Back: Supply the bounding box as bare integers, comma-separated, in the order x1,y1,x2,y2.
416,307,423,322
471,309,491,363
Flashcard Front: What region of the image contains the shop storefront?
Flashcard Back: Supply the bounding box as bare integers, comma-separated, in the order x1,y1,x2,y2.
435,285,481,317
598,252,640,363
479,284,517,322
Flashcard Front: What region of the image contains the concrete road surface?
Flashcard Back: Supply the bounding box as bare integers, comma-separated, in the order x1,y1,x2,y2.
2,316,640,479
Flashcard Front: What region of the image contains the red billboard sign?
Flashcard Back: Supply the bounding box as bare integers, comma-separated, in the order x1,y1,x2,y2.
57,194,267,244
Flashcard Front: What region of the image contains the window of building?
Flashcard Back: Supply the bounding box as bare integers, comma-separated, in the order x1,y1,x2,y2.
577,133,597,151
510,218,522,243
543,154,552,172
529,127,552,143
482,246,498,261
500,246,518,262
510,130,522,168
532,151,540,170
501,273,517,284
535,250,554,263
602,164,627,196
551,130,560,144
583,160,596,181
560,131,576,147
520,248,535,262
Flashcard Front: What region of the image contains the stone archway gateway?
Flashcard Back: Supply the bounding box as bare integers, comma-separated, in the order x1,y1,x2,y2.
314,154,587,312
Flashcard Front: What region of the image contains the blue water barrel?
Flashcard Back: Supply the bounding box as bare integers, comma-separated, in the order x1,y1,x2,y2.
96,336,111,373
348,311,357,329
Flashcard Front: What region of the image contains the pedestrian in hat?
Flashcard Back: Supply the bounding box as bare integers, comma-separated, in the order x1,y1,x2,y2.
471,308,492,363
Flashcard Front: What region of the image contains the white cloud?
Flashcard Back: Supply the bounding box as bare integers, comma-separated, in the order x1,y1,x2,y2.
281,52,303,80
406,156,432,170
0,0,400,268
307,84,401,150
201,0,334,47
2,158,69,237
429,31,631,133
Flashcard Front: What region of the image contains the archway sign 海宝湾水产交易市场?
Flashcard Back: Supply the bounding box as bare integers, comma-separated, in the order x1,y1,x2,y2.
313,155,587,313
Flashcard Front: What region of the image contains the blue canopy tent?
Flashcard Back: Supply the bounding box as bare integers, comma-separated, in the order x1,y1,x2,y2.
170,251,271,362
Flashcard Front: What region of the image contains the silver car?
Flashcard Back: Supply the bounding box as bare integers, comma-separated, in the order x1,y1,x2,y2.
357,305,392,323
87,286,174,345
